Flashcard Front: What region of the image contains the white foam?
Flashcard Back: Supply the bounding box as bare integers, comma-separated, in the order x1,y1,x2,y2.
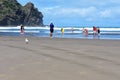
0,27,120,34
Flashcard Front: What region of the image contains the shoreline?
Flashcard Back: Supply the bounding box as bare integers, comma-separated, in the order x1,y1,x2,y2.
0,26,120,40
0,35,120,40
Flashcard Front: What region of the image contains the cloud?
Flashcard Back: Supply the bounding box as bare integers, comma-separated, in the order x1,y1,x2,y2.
100,9,112,18
42,6,97,18
43,6,60,11
100,6,120,18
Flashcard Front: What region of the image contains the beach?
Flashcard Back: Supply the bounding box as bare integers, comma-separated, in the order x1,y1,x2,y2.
0,36,120,80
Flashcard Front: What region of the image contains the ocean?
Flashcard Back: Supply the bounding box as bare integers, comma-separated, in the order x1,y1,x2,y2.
0,26,120,40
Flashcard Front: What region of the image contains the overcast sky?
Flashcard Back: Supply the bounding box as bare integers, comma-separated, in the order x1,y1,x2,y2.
17,0,120,26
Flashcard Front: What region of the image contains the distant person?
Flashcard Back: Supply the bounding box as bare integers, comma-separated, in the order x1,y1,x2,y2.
82,27,88,36
61,28,64,37
71,27,74,33
85,29,88,37
93,26,97,36
97,27,100,38
97,27,100,35
61,28,64,33
20,25,25,35
50,22,54,38
82,27,85,35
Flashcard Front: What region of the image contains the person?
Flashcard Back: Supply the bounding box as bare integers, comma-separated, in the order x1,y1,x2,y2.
20,25,25,35
71,27,74,33
97,27,100,38
82,27,85,35
85,28,88,37
61,28,64,33
97,27,100,35
50,22,54,38
93,26,97,36
61,28,64,37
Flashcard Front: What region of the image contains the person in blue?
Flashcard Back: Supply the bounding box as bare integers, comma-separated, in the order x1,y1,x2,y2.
50,22,54,38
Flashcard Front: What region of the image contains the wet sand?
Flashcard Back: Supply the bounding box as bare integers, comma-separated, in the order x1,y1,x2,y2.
0,36,120,80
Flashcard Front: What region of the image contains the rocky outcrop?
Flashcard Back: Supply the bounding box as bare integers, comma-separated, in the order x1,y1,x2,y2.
0,0,43,26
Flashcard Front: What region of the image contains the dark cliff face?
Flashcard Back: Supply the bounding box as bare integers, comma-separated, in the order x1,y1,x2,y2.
0,0,43,26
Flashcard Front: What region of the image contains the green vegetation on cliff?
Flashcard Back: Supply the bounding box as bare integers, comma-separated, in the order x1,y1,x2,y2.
0,0,43,26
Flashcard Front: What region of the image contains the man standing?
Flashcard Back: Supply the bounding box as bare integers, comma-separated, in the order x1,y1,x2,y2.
50,22,54,38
